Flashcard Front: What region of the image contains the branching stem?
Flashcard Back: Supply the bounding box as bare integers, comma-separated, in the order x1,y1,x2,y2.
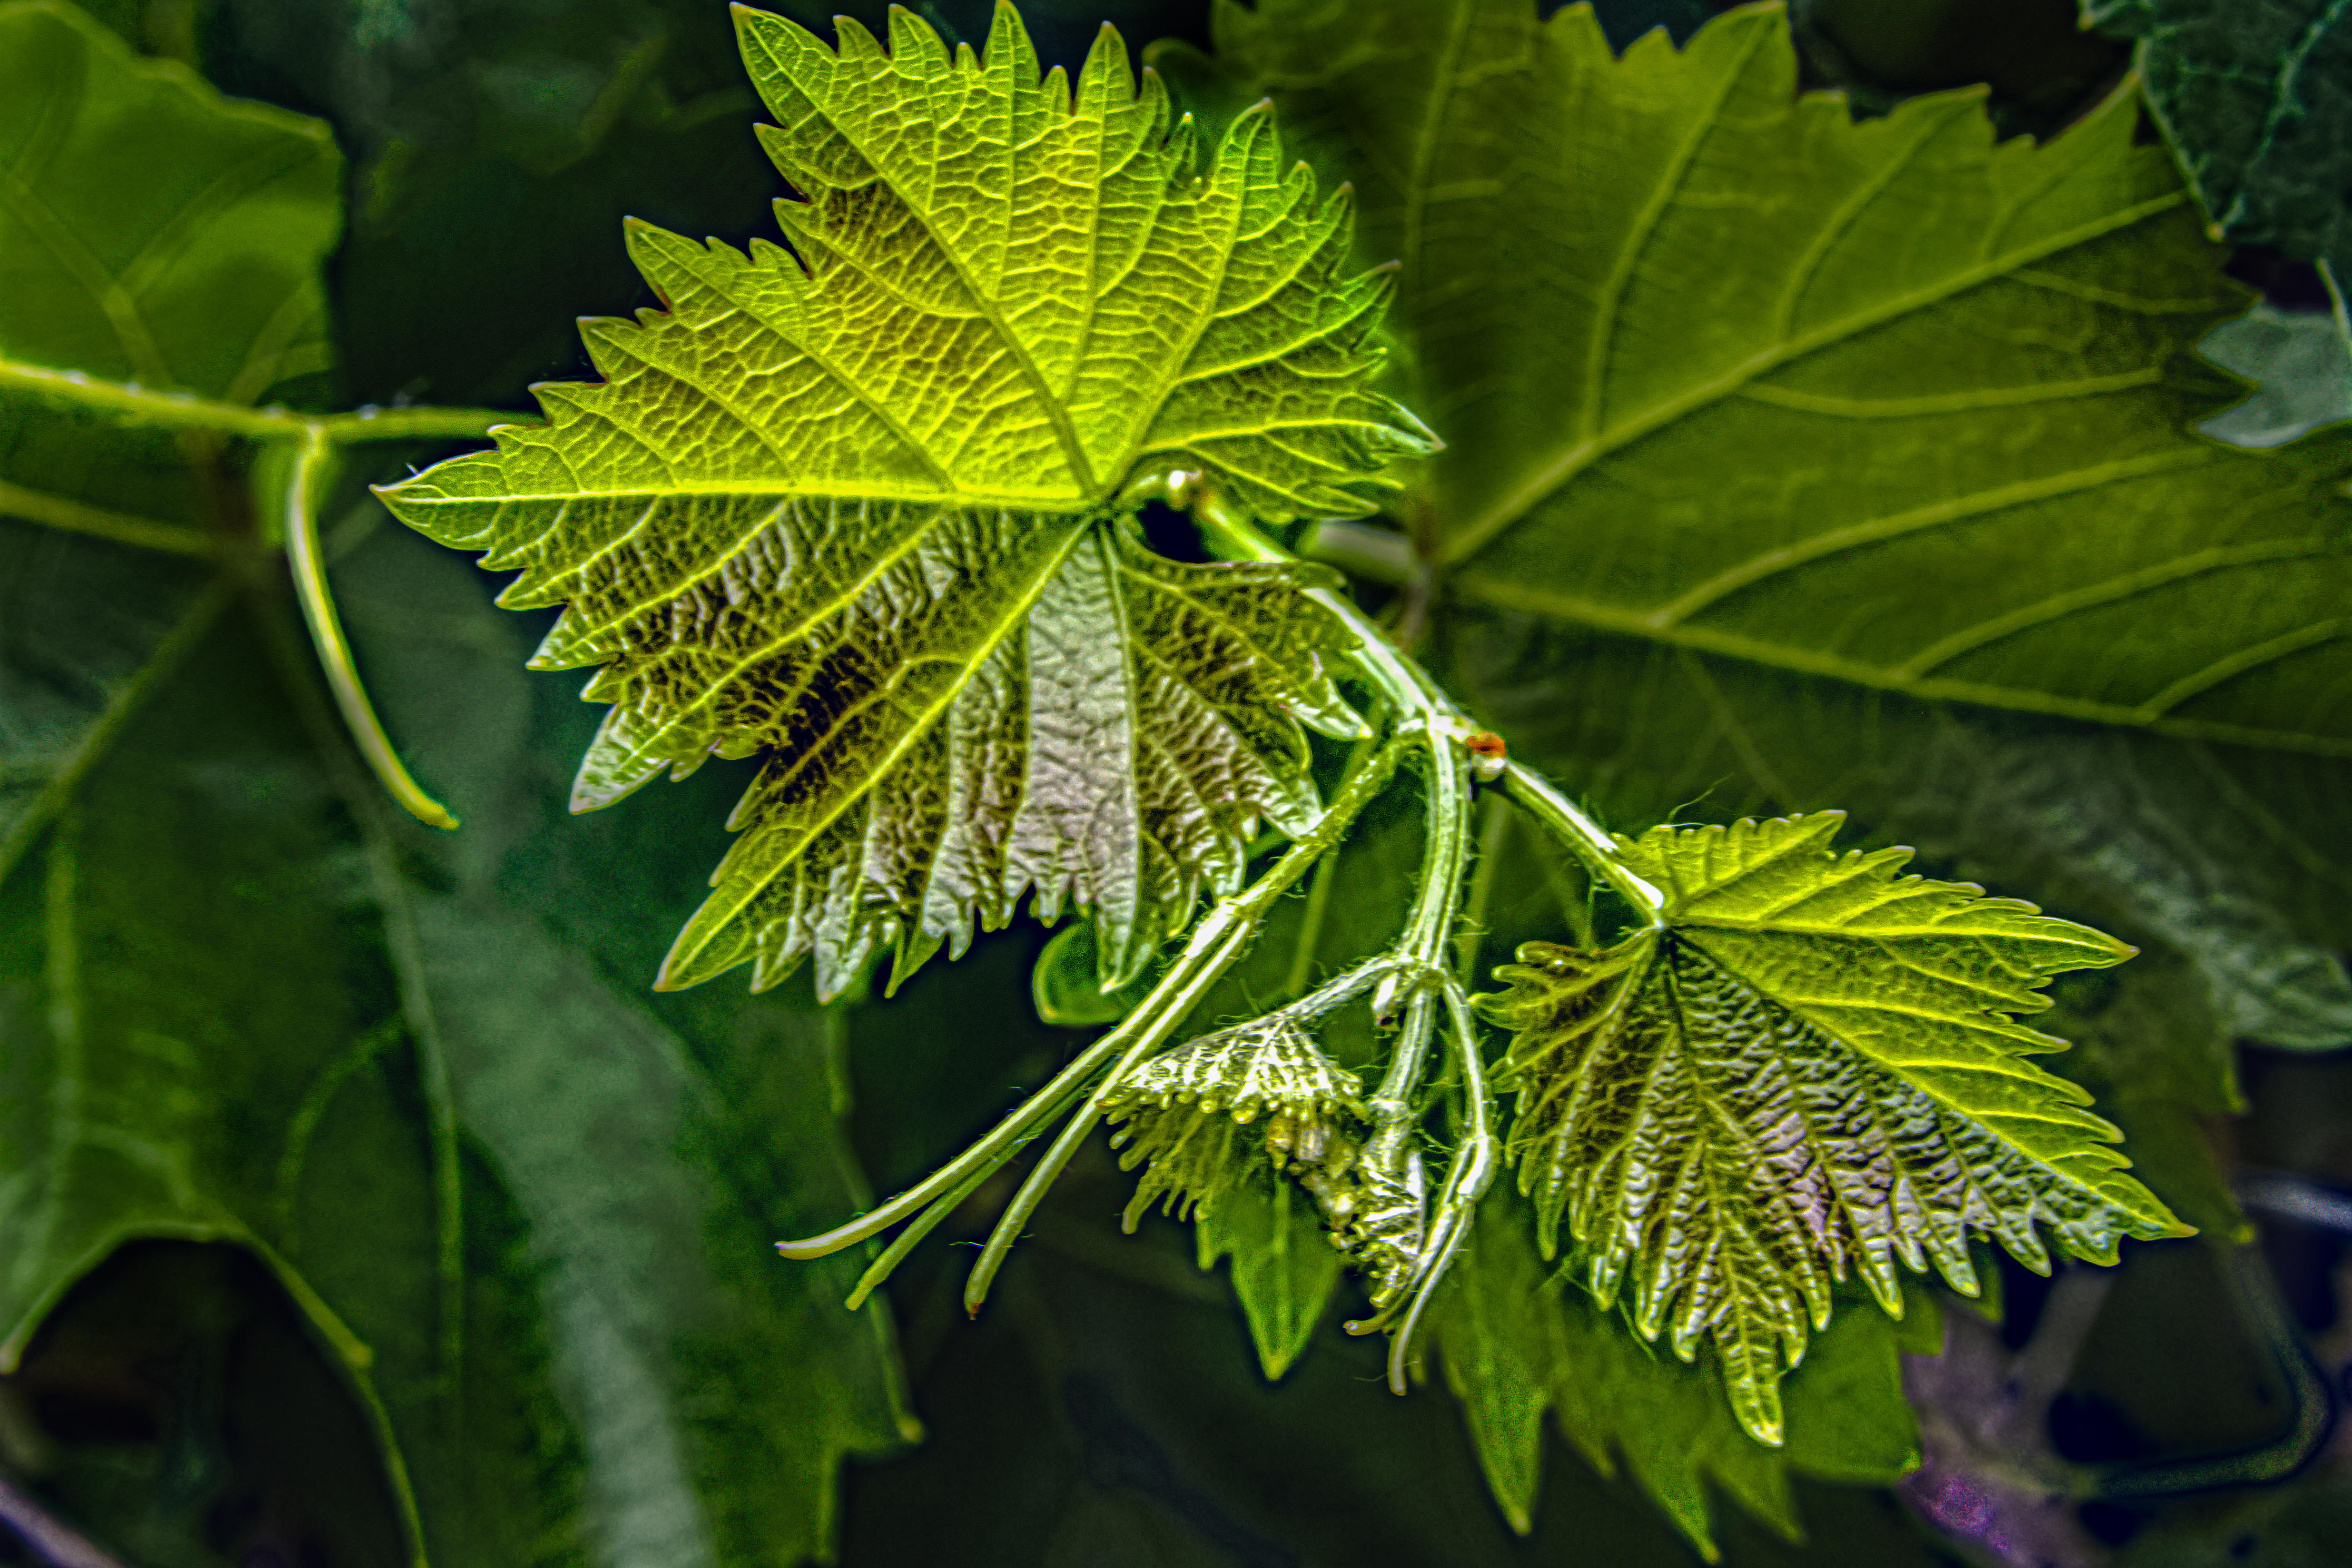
776,737,1406,1268
1366,979,1499,1391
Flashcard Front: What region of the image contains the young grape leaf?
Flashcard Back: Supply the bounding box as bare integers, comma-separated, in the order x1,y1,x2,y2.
1212,0,2352,758
375,1,1431,1000
1476,811,2189,1446
2085,0,2352,282
1448,604,2347,1244
1432,1185,1930,1556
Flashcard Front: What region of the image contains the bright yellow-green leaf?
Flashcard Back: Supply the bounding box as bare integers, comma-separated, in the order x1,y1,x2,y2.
377,2,1428,999
1477,811,2188,1447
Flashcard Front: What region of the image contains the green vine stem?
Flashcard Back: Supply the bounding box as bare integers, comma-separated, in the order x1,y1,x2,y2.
1173,475,1681,1370
0,358,514,446
5,359,510,830
1493,760,1668,926
1370,978,1499,1391
282,426,461,831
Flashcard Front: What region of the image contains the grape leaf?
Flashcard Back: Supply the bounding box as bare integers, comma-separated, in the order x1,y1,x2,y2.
1212,0,2352,758
375,2,1430,1000
1476,811,2188,1446
0,10,918,1553
1443,604,2347,1246
1206,1,2350,1439
2085,0,2352,282
1192,1162,1344,1381
0,0,337,402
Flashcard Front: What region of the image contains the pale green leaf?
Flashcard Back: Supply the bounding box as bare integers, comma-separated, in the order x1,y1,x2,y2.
1477,811,2187,1446
1072,770,1422,1379
2198,300,2352,449
377,2,1427,999
1213,0,2352,757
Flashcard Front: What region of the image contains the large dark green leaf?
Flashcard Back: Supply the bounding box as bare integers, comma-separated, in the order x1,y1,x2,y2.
0,6,917,1553
0,0,336,856
1206,0,2352,1245
1219,0,2351,760
0,510,919,1566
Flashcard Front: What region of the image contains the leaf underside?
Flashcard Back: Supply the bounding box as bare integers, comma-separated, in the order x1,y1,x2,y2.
1212,0,2352,757
377,2,1431,998
1478,812,2187,1446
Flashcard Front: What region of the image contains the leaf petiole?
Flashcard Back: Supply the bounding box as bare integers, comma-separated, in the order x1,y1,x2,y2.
1493,759,1667,927
843,1139,1022,1311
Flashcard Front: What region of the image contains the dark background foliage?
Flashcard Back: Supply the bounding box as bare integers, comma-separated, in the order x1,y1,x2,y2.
4,1,2351,1565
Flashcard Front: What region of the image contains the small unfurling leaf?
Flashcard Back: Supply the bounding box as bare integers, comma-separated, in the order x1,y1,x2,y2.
1104,1011,1364,1227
